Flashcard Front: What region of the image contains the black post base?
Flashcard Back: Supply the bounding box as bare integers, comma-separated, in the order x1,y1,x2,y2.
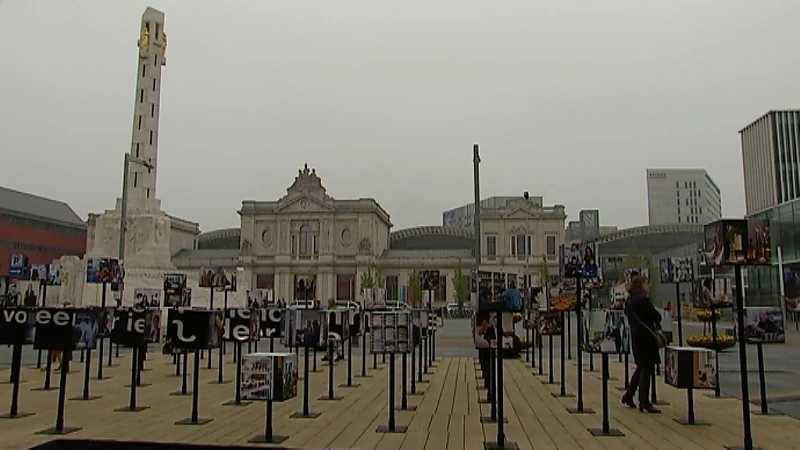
480,416,508,423
0,379,27,385
566,407,595,414
123,383,152,388
69,395,101,402
724,446,765,450
31,387,58,392
704,393,734,399
355,374,372,378
175,417,213,425
95,376,114,381
376,424,408,433
0,412,35,419
114,406,150,413
339,383,361,388
222,400,252,407
290,411,321,419
409,391,425,396
673,417,711,426
35,426,82,436
551,392,575,398
751,409,783,416
317,395,344,401
248,434,289,444
484,441,519,450
588,427,625,437
614,386,627,392
169,390,192,396
208,380,232,385
653,400,671,406
395,405,418,411
417,379,430,384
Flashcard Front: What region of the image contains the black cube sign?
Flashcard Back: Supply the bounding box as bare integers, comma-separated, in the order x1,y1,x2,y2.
111,308,147,348
258,308,283,338
0,308,36,345
33,308,79,351
167,308,219,350
222,308,257,342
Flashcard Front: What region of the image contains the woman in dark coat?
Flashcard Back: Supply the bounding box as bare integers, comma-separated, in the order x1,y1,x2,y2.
622,274,662,413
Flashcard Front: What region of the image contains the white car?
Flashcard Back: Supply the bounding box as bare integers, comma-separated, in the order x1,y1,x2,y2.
334,300,361,311
287,300,319,310
385,301,411,310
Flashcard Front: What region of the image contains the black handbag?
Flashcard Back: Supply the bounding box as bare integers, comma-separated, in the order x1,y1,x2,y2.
631,312,669,348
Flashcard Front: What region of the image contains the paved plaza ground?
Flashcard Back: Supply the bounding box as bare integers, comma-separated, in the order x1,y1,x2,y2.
0,318,799,449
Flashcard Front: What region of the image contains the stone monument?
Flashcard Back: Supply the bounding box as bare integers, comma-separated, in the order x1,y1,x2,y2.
78,7,191,305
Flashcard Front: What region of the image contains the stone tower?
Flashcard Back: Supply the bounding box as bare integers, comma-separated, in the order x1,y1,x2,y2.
129,7,167,211
85,7,174,271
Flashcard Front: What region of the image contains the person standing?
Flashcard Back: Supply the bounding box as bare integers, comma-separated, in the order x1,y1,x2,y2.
622,275,662,413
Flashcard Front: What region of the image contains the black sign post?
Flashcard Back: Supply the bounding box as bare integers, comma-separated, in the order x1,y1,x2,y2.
170,350,190,396
319,339,343,401
222,341,251,407
69,347,101,402
35,352,81,436
553,311,573,399
0,340,34,419
32,351,56,392
588,353,624,437
483,310,516,449
168,308,217,425
340,326,359,388
115,345,149,413
376,353,407,433
290,345,321,419
176,349,213,425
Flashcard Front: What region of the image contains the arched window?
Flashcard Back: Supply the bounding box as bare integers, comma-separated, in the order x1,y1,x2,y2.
299,225,311,254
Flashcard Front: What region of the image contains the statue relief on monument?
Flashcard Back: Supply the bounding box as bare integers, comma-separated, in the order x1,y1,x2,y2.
139,26,149,51
358,237,372,254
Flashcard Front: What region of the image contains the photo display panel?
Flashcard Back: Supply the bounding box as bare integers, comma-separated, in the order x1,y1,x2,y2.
664,346,716,390
258,308,283,338
240,353,298,402
222,308,258,342
369,311,412,354
0,307,36,345
34,308,102,351
702,219,772,267
582,309,630,354
538,310,562,335
659,256,696,284
166,308,219,350
742,307,785,343
163,273,188,307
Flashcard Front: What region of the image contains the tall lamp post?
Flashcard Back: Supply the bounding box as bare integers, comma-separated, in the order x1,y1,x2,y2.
472,144,481,309
118,154,154,301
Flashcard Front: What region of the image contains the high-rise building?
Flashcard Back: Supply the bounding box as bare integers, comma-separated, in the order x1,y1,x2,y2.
740,110,800,215
442,196,542,228
646,169,722,225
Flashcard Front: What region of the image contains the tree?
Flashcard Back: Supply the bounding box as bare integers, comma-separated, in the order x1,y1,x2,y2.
407,269,423,308
537,254,550,304
624,244,656,303
452,260,471,310
359,269,375,295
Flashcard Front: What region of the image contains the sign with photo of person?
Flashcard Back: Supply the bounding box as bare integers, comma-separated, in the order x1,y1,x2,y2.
166,308,221,350
34,308,102,351
562,243,600,279
240,353,298,402
29,264,48,283
537,310,562,335
86,258,124,284
0,308,37,345
739,307,785,344
47,262,62,285
582,309,630,354
659,257,696,284
664,346,716,390
163,273,187,307
133,288,161,308
199,266,228,288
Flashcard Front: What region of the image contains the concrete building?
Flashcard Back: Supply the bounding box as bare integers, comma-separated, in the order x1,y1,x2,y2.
741,110,800,215
172,165,567,305
646,168,722,225
442,196,542,229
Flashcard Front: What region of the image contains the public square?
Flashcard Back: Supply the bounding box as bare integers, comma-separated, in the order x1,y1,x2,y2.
2,316,800,449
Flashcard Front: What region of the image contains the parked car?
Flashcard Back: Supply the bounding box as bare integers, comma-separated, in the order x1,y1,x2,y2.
385,301,411,310
287,300,319,310
334,300,361,311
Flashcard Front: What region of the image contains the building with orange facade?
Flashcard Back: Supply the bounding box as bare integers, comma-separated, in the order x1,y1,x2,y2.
0,186,86,280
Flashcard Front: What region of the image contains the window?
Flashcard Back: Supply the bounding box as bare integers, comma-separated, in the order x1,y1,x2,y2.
135,143,140,157
511,234,528,255
678,207,681,215
385,276,399,301
145,21,150,31
152,78,157,92
133,172,138,188
154,55,158,67
297,224,318,255
678,216,681,223
146,188,150,198
142,65,146,78
546,235,556,256
676,182,679,188
138,115,142,129
486,236,496,259
155,24,160,39
151,104,155,118
149,131,153,145
139,89,144,103
336,274,355,300
256,274,275,290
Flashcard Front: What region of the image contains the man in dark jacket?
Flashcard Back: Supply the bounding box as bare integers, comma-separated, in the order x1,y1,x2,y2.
622,275,663,413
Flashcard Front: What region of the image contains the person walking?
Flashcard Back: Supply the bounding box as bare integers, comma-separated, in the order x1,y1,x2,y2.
621,274,662,413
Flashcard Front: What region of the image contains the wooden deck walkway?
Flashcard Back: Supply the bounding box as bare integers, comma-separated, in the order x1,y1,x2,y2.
0,345,798,449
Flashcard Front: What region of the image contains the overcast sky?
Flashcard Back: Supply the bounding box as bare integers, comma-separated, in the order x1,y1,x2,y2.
1,1,798,232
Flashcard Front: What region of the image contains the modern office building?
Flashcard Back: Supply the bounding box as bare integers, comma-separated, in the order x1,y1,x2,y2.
646,169,722,225
442,196,542,229
741,110,800,216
